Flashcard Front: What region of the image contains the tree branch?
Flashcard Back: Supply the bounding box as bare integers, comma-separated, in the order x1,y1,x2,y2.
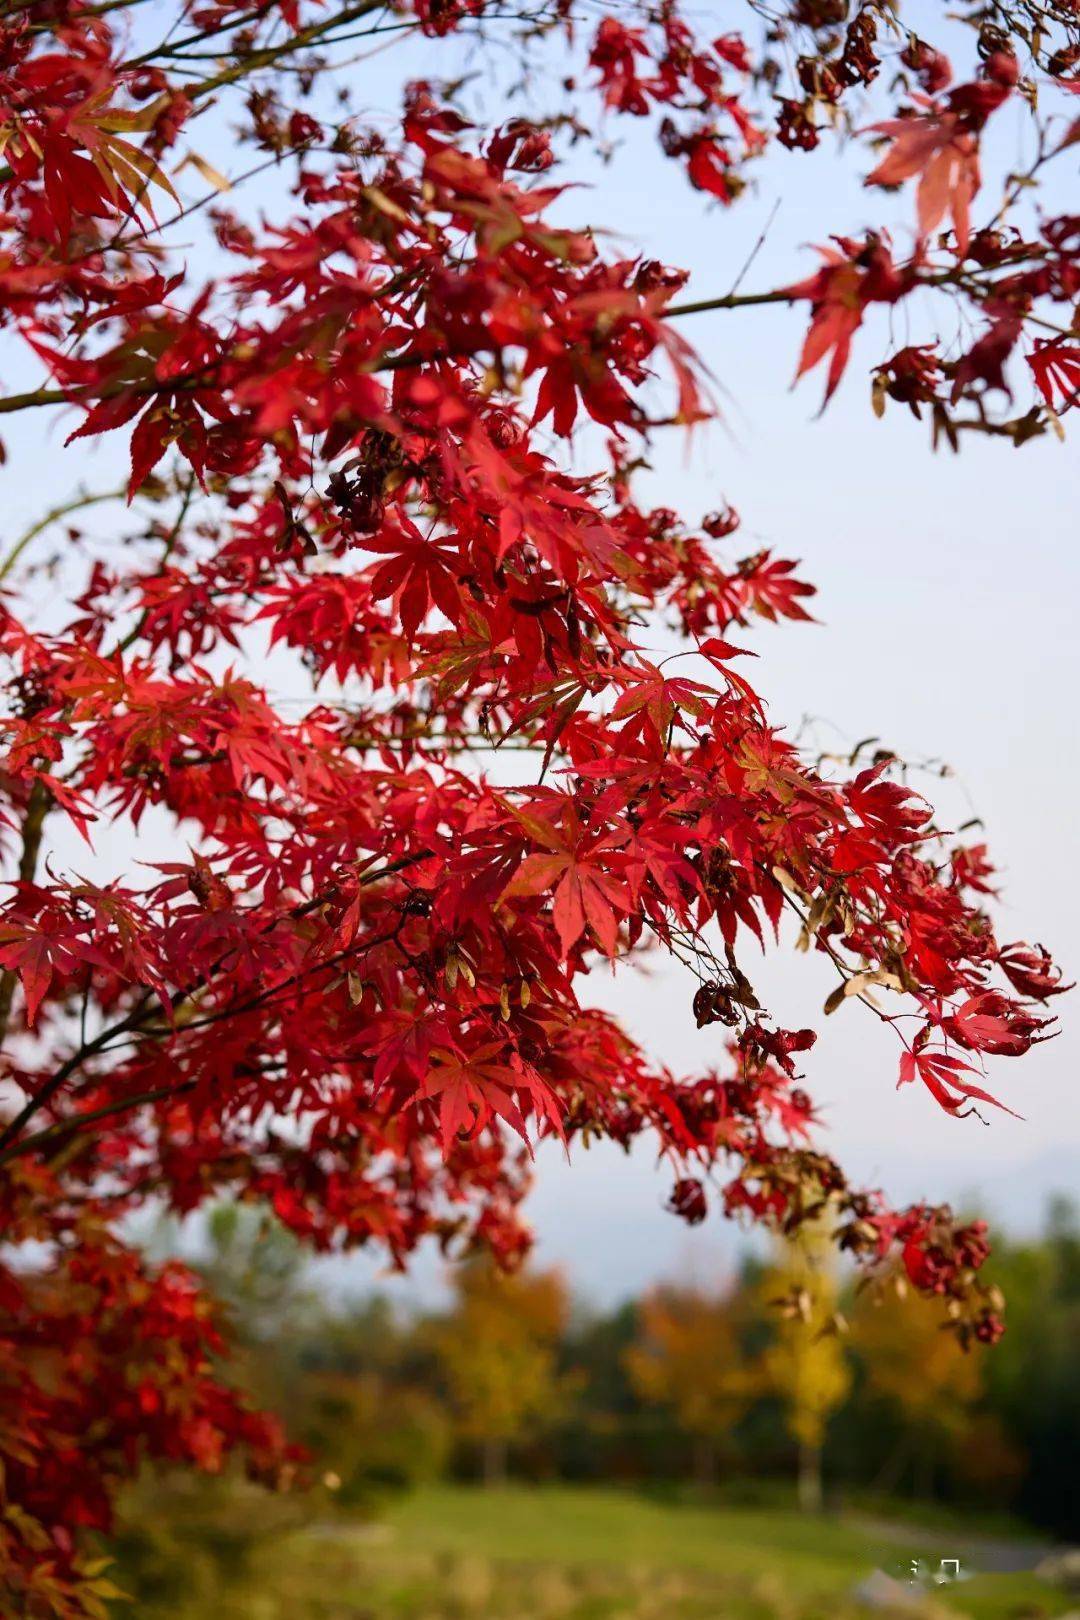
0,488,125,580
0,924,403,1168
665,288,794,318
185,0,390,101
0,853,427,1154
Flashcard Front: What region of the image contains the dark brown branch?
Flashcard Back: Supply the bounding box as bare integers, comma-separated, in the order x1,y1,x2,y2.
0,1081,198,1168
0,926,401,1168
665,288,794,318
186,0,390,101
0,853,425,1155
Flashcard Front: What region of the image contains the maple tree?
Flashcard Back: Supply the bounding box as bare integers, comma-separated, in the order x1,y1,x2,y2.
0,0,1075,1607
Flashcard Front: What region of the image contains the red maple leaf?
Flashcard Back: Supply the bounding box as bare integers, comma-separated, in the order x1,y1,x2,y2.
1027,340,1080,410
785,237,910,405
866,111,981,251
365,518,462,640
898,1046,1019,1117
413,1045,563,1151
502,805,632,957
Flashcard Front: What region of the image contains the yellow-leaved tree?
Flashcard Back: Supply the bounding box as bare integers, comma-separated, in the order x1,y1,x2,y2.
761,1232,851,1512
625,1284,761,1484
852,1270,985,1499
428,1258,573,1483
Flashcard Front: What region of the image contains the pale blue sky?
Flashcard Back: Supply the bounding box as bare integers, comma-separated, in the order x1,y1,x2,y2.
336,11,1078,1301
2,3,1075,1305
344,10,1078,1301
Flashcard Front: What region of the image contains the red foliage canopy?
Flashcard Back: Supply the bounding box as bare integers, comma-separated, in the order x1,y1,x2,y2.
0,0,1075,1609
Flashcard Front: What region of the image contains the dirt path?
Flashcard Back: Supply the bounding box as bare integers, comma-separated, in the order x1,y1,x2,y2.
846,1513,1057,1574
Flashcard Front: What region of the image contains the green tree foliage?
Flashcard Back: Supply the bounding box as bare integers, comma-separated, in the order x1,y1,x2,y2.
976,1197,1080,1535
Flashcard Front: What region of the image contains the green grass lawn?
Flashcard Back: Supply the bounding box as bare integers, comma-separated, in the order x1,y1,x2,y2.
115,1482,1070,1620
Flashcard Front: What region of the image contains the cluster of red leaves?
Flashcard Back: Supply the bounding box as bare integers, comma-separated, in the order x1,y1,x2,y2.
0,1164,293,1618
588,12,764,200
764,14,1080,429
0,0,1075,1611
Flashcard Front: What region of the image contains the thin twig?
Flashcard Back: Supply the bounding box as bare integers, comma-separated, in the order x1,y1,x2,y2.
0,488,125,581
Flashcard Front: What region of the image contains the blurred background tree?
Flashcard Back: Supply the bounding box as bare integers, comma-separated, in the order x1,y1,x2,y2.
108,1193,1080,1619
851,1270,984,1500
625,1285,761,1485
760,1234,852,1512
426,1259,575,1483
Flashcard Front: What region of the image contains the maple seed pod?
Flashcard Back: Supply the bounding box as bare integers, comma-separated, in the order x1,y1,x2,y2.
668,1177,708,1224
791,0,849,27
187,864,231,912
703,505,740,538
698,845,737,901
347,490,385,535
692,981,739,1028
